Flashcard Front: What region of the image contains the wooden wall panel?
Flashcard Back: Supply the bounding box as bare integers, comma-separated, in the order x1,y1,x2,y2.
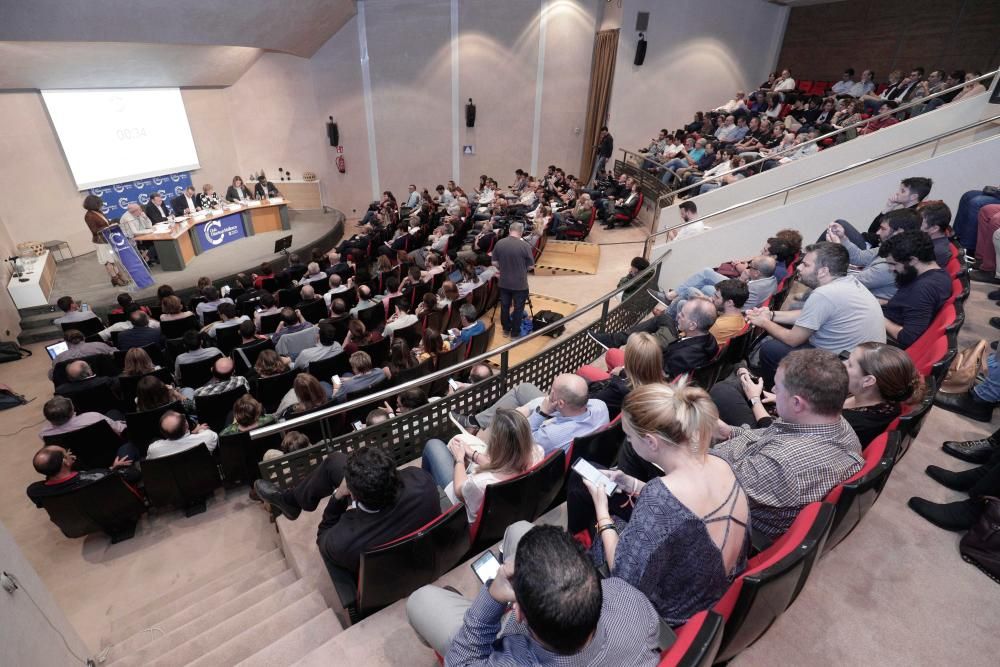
775,0,1000,83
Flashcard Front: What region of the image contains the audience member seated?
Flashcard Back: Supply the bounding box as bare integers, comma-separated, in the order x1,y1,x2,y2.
350,285,378,317
253,293,281,331
281,253,308,282
297,262,327,286
219,394,276,436
275,373,331,419
383,300,419,340
713,342,921,447
53,295,99,327
823,209,922,301
422,408,544,523
26,445,139,508
407,524,662,664
661,255,777,314
273,309,318,359
292,321,344,371
147,411,219,459
191,357,249,396
452,374,609,454
55,360,120,405
710,349,863,539
935,344,1000,423
747,242,885,387
446,304,485,349
577,332,666,419
137,374,195,412
916,201,956,268
331,351,388,401
385,339,418,378
117,311,163,352
342,319,382,355
121,347,159,378
159,295,197,324
294,285,323,313
49,329,115,378
205,302,249,339
413,328,449,364
39,396,136,459
253,446,440,582
99,302,162,342
880,231,952,348
952,185,1000,253
174,330,223,380
253,349,290,380
565,380,749,625
195,286,233,324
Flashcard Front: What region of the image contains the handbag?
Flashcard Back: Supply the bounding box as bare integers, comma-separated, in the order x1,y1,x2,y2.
940,339,989,394
0,341,31,364
960,496,1000,584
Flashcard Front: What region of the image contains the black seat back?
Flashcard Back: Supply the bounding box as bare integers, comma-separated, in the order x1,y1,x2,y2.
470,449,566,552
140,342,166,367
277,286,302,308
41,420,122,470
568,418,624,469
142,444,222,515
160,316,200,340
61,317,104,337
40,473,146,542
178,353,223,389
259,312,282,334
125,400,182,456
120,367,175,411
194,385,249,432
66,381,123,417
233,338,275,376
299,298,328,324
253,369,300,413
356,504,471,618
392,321,422,348
215,325,242,355
308,352,352,383
218,431,283,486
358,304,387,332
357,337,390,368
823,432,899,554
465,323,494,359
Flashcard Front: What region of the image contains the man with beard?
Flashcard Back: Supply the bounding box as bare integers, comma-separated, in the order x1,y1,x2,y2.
824,208,921,302
881,231,952,348
746,242,885,387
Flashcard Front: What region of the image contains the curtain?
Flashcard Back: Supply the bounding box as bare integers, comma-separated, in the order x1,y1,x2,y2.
579,29,619,181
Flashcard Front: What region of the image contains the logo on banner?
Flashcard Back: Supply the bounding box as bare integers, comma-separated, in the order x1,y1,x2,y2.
101,203,110,214
204,221,228,246
92,187,104,196
195,213,245,250
109,231,126,248
153,176,163,185
170,174,181,182
133,180,145,189
118,197,129,209
138,193,150,205
174,186,184,196
113,183,125,193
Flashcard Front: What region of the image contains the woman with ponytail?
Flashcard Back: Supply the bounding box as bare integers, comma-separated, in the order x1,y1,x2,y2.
569,380,750,626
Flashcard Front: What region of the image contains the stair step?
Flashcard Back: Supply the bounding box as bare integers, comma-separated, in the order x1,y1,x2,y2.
109,548,284,644
155,588,327,667
107,567,296,665
235,609,342,667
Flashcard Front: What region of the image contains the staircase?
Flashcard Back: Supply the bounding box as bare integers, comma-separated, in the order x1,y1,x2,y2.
100,546,343,666
18,303,63,344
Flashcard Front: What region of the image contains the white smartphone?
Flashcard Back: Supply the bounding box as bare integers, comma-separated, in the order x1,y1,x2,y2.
571,459,618,497
448,378,460,391
471,550,501,584
352,420,364,431
331,374,340,385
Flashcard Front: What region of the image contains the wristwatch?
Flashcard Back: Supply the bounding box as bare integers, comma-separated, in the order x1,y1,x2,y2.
750,397,761,406
536,406,553,419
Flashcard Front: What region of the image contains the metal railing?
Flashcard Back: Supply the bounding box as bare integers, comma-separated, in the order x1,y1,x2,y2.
641,113,1000,259
621,68,999,204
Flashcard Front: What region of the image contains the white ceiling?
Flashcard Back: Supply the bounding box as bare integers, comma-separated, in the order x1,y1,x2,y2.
0,0,356,90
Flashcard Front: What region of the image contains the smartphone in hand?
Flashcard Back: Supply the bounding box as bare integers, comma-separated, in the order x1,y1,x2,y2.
571,459,618,496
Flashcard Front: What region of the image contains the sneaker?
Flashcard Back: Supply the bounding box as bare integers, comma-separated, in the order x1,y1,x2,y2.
449,411,476,432
253,480,301,520
587,330,609,350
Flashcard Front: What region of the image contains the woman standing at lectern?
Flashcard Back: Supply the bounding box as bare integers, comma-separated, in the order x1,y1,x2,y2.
83,195,128,287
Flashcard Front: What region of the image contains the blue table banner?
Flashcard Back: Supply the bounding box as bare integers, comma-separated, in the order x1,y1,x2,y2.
102,225,155,290
192,212,247,251
89,172,193,221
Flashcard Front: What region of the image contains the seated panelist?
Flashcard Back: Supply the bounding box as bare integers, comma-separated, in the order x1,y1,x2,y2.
144,192,171,223
226,175,253,202
198,183,221,209
171,186,201,216
254,174,280,199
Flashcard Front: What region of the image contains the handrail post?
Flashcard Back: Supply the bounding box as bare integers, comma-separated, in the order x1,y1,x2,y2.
600,300,610,328
499,349,509,385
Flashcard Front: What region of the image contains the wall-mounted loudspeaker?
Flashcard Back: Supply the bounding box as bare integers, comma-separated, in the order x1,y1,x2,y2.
636,12,649,32
327,116,339,146
634,34,647,67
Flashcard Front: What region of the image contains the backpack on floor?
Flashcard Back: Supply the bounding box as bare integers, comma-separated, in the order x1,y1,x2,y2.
0,341,31,364
532,310,565,338
0,387,28,411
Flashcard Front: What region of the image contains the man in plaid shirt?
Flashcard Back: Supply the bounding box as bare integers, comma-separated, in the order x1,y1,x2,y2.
712,349,864,539
192,357,249,397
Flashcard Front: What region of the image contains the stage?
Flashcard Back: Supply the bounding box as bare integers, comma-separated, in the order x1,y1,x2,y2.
48,209,345,312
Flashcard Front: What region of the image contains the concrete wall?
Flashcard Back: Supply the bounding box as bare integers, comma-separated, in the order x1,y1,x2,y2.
606,0,788,156
0,520,91,665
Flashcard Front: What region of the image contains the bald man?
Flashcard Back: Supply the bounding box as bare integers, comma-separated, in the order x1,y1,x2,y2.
53,360,122,413
452,373,609,454
191,356,249,396
119,201,159,264
26,445,138,508
146,411,218,460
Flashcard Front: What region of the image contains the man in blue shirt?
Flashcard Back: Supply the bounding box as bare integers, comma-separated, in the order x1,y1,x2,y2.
407,524,661,664
450,304,485,348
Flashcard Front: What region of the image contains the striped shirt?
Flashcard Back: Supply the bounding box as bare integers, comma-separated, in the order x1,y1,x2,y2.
711,417,863,538
445,578,661,666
